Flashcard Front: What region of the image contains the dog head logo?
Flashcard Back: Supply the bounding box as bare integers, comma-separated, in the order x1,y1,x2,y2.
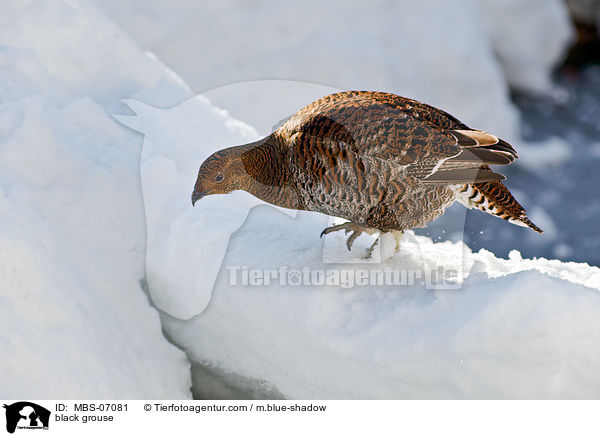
3,402,50,434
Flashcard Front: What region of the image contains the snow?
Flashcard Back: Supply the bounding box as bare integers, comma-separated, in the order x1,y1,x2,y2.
96,0,574,132
477,0,574,94
116,97,264,319
160,207,600,399
516,137,572,169
2,0,599,400
0,0,191,398
97,0,523,139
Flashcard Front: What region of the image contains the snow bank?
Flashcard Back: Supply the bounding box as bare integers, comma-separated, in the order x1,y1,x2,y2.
98,0,574,137
477,0,574,94
125,88,600,399
116,97,263,319
0,0,192,397
164,215,600,399
97,0,516,139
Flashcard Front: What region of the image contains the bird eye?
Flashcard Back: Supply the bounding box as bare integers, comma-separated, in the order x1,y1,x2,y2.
215,174,224,182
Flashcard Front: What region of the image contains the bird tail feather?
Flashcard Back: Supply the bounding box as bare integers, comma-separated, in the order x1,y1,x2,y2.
452,180,543,233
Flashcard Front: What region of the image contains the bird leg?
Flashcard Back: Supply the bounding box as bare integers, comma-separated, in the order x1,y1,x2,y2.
320,222,370,251
392,230,404,252
364,236,380,258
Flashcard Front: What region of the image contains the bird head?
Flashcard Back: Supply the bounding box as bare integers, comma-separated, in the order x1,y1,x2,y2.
192,148,246,206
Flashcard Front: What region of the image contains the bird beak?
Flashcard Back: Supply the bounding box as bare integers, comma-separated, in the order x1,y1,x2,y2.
191,190,207,206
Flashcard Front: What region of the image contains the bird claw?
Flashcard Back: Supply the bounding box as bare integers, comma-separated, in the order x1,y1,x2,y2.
320,222,369,251
346,230,363,251
364,237,380,258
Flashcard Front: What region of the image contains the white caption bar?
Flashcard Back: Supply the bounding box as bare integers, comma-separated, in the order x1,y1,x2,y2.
1,400,598,435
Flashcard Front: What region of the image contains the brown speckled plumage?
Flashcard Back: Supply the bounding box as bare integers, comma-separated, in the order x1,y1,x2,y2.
192,91,542,251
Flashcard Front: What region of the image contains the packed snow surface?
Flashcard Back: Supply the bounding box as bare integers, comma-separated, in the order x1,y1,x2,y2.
167,227,600,399
0,0,191,397
100,0,526,139
116,97,263,319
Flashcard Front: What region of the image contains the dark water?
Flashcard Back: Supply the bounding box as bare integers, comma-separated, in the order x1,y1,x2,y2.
416,66,600,267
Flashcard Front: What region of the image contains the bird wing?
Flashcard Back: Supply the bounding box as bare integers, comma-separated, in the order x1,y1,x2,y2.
279,91,517,185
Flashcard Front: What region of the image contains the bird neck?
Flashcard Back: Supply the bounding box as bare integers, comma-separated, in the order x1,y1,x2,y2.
234,135,304,210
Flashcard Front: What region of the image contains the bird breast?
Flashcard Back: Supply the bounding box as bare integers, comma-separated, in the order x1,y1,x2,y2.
289,145,455,231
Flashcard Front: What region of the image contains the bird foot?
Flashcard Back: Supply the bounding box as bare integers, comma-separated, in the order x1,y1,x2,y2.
364,237,380,259
320,222,372,251
364,230,403,259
